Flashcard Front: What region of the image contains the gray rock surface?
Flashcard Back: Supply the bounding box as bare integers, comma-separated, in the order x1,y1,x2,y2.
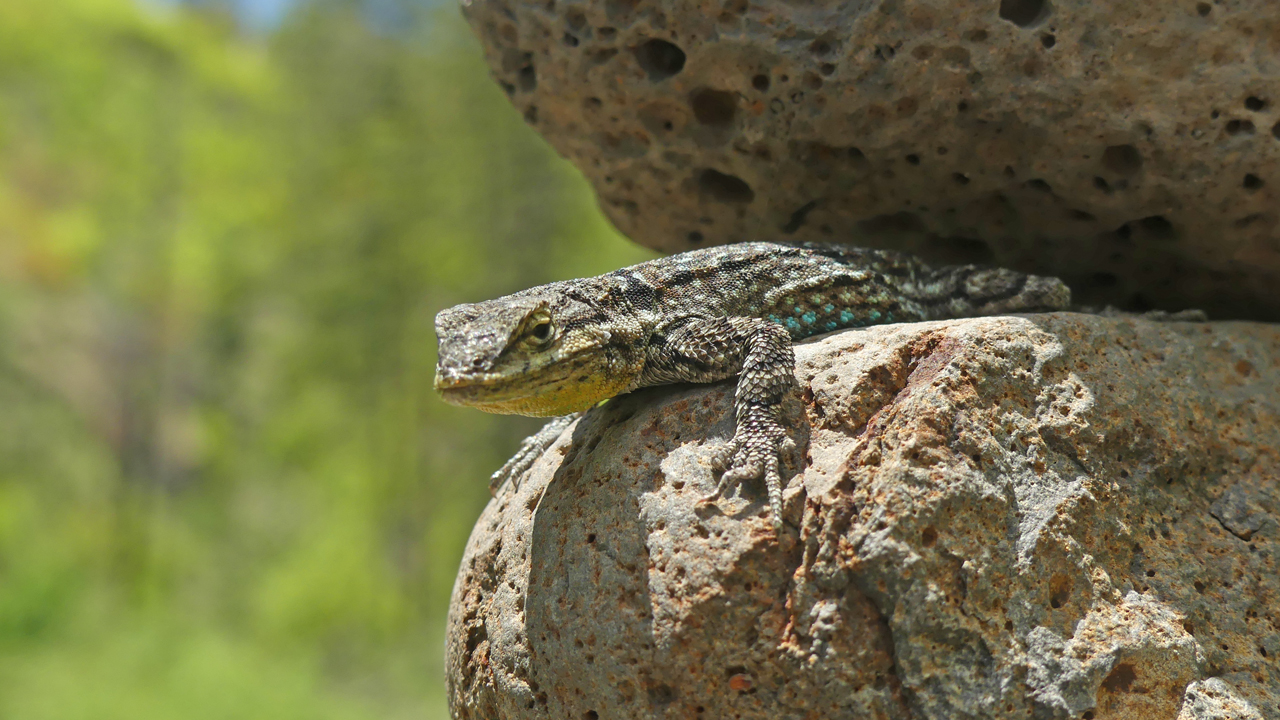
461,0,1280,320
445,314,1280,719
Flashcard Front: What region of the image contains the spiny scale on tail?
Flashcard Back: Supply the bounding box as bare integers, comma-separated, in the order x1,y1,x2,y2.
434,242,1071,530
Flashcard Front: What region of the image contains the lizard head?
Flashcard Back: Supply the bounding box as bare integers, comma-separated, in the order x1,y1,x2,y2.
433,285,644,417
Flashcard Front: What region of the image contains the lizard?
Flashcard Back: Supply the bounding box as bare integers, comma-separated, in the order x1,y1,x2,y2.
433,241,1071,529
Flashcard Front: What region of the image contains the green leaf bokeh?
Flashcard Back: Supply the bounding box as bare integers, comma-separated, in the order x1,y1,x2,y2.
0,0,654,716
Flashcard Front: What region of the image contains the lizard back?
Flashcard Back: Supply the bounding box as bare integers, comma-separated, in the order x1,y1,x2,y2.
606,242,1068,338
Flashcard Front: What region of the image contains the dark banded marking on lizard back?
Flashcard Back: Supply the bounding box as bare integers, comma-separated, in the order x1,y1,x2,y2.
614,271,659,312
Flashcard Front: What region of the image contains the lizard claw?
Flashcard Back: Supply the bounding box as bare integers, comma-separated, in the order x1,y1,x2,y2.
702,414,791,530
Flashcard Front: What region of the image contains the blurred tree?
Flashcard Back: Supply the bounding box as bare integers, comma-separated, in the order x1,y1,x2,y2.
0,0,652,717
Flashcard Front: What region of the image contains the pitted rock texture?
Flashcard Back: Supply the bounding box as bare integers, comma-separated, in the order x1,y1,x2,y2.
445,314,1280,720
461,0,1280,321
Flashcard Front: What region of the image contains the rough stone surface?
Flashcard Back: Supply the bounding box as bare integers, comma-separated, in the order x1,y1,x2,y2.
461,0,1280,320
445,314,1280,719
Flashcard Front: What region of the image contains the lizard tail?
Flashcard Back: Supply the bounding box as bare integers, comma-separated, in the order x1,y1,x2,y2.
915,264,1072,319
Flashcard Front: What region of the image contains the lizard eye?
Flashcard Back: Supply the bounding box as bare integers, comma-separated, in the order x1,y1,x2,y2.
526,316,555,346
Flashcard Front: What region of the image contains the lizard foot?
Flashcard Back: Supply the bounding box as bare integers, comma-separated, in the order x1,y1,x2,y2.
703,407,795,530
489,413,580,496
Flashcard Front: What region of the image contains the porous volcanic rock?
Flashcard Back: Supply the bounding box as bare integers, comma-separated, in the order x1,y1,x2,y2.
445,314,1280,720
460,0,1280,320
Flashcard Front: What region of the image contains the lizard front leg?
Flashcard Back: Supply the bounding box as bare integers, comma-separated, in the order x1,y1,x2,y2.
641,317,797,529
490,413,581,495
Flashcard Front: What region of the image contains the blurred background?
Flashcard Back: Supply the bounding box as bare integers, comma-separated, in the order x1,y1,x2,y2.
0,0,653,716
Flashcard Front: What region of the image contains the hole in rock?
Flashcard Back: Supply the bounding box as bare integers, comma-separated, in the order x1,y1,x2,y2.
1102,144,1142,175
1245,96,1266,111
782,201,819,233
1196,2,1211,15
1226,119,1255,135
1049,574,1072,608
648,683,677,704
1244,173,1264,190
1139,215,1176,239
697,169,755,203
1040,33,1056,48
998,0,1051,28
1101,663,1137,693
517,65,537,92
634,39,686,80
810,38,834,55
689,88,737,126
751,74,770,91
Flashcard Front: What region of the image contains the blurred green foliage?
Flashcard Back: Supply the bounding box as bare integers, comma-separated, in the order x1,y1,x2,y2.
0,0,653,716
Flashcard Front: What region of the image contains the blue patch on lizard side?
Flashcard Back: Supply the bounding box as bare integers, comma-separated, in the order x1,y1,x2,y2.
801,311,817,325
783,317,801,332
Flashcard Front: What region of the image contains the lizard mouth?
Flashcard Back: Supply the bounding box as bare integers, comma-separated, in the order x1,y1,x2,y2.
433,360,634,417
434,370,526,402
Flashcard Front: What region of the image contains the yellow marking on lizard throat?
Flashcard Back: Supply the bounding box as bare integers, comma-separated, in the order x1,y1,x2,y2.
439,369,635,417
